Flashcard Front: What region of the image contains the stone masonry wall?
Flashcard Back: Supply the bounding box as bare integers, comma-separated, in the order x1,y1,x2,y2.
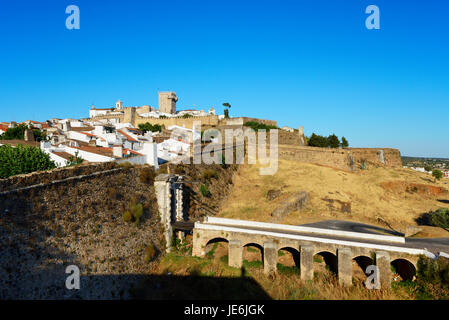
278,145,402,171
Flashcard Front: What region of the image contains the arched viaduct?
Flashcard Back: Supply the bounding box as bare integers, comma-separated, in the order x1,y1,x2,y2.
192,217,438,289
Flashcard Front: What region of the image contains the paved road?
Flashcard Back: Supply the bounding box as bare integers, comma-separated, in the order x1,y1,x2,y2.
301,219,449,254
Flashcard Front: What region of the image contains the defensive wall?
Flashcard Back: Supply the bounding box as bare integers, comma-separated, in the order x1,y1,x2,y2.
277,144,402,171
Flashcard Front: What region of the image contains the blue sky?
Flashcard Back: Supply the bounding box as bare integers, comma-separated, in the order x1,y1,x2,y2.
0,0,448,157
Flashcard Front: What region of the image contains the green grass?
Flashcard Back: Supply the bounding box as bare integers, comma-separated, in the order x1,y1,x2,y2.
277,263,300,275
243,260,263,269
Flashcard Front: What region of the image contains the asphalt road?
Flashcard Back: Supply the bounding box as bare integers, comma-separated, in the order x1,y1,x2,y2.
301,219,449,254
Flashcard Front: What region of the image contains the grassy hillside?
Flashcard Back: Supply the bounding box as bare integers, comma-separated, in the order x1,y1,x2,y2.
217,159,449,237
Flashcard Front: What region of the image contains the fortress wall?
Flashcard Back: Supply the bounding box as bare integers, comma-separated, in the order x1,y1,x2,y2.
133,114,219,129
278,145,353,171
349,148,402,168
277,145,402,171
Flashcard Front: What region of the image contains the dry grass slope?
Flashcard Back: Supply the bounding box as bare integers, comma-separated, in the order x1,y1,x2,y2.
217,159,449,237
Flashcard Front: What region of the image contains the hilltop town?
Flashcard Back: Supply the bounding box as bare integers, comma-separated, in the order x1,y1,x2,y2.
1,92,449,300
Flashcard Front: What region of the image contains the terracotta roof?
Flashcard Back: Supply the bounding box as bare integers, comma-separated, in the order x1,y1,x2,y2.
71,145,115,158
0,140,39,147
124,148,143,156
70,126,95,132
53,151,74,160
0,124,9,131
117,129,138,142
79,132,97,137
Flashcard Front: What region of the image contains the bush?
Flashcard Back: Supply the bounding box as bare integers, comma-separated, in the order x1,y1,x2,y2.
243,121,277,131
202,169,218,182
0,144,56,178
200,184,211,197
138,122,163,133
417,256,449,285
341,136,349,148
144,243,157,263
122,198,144,225
432,170,443,181
139,166,155,184
424,165,432,172
425,208,449,229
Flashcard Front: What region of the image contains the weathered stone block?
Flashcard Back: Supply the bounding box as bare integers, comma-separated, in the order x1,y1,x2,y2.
376,251,391,289
263,241,277,275
337,248,352,287
228,240,243,268
300,245,314,281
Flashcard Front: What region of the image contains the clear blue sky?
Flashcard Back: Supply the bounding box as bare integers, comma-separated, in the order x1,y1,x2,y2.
0,0,448,157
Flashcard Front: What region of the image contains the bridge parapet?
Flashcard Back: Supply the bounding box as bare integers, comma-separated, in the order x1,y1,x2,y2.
193,218,437,288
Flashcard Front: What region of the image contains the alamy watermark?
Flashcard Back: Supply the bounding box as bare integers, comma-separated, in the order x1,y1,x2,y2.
65,265,80,290
163,121,279,175
365,5,380,30
65,5,80,30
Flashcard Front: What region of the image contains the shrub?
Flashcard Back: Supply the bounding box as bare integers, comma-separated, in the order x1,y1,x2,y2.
138,123,163,133
424,165,432,172
243,121,277,131
139,166,155,184
417,256,449,285
122,198,144,225
200,184,211,197
144,243,156,262
202,169,218,182
66,151,83,167
122,210,133,222
0,144,56,178
425,208,449,229
341,136,349,148
432,169,443,181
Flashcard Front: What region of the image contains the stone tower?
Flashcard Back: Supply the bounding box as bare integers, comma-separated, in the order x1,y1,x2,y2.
116,99,123,110
158,92,178,114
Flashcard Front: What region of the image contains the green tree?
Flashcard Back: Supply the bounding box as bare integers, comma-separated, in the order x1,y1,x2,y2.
424,165,432,172
0,124,27,140
138,122,163,133
341,136,349,148
432,169,443,182
327,134,340,148
223,102,231,118
66,151,83,167
0,145,56,178
307,133,329,148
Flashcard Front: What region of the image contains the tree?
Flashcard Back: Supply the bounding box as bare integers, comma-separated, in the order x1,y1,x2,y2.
0,124,27,140
0,145,56,178
424,165,432,172
223,102,231,118
328,134,340,148
138,122,163,133
341,136,349,148
67,151,83,167
432,169,443,182
308,133,329,148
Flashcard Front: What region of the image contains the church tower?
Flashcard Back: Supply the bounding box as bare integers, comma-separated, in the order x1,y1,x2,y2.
116,99,123,110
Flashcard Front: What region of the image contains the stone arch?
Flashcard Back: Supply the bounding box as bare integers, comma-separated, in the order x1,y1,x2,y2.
391,258,416,281
204,237,228,258
352,255,374,282
278,247,301,268
314,251,338,273
243,242,264,267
